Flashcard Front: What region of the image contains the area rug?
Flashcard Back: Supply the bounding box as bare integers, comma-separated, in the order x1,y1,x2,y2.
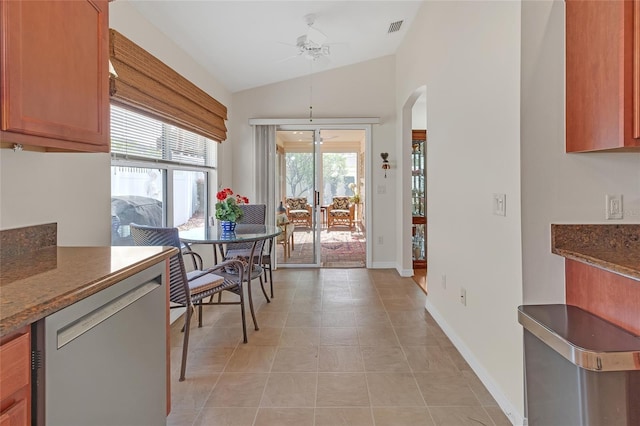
276,224,366,267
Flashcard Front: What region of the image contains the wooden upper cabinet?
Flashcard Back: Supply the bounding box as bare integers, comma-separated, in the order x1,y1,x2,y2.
566,0,640,152
0,0,109,152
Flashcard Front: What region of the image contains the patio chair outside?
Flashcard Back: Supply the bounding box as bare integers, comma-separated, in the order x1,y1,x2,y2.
327,196,355,229
285,197,312,228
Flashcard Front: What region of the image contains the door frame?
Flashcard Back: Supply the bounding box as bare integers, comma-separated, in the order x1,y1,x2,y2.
249,118,377,268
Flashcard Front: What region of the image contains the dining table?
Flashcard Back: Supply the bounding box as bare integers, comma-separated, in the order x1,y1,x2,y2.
179,224,281,330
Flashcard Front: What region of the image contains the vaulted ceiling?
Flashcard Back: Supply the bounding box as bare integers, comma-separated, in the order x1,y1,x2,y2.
128,0,424,93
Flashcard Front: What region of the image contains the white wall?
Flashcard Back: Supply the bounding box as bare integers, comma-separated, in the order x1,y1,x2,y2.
412,95,427,129
231,56,398,265
396,1,525,424
521,1,640,306
0,148,112,245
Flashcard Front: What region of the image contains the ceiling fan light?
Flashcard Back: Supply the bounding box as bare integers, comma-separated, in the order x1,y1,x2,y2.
296,35,308,48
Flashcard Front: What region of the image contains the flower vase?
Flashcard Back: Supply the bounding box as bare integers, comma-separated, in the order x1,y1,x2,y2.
220,220,237,233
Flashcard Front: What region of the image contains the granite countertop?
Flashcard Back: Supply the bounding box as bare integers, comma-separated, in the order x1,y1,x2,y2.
0,246,177,337
552,224,640,281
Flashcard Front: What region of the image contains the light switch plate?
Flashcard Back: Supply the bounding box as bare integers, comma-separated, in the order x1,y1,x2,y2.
605,194,623,220
493,193,506,216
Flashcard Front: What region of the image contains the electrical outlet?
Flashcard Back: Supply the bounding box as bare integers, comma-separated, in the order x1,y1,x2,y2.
605,194,623,220
378,236,383,244
460,288,467,306
441,274,447,289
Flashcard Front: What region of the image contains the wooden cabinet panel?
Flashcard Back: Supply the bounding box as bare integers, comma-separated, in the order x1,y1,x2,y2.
0,333,29,402
0,399,27,426
0,328,30,426
565,259,640,334
566,0,640,152
0,0,109,152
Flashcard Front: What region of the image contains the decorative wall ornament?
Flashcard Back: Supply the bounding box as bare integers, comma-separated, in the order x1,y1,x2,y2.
381,153,390,178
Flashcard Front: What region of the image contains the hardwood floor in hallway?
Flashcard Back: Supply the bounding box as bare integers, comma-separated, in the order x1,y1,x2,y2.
166,268,510,426
412,268,427,294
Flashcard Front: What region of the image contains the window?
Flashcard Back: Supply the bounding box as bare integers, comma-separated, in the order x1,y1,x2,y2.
322,152,357,205
110,105,217,245
285,152,314,198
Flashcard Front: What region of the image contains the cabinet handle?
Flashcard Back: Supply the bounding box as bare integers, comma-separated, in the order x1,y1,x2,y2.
56,280,160,349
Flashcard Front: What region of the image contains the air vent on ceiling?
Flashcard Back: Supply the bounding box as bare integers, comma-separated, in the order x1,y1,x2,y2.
388,20,403,34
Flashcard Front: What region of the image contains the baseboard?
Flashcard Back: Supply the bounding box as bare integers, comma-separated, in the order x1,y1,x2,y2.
170,306,186,324
424,298,527,426
370,261,396,269
397,267,413,277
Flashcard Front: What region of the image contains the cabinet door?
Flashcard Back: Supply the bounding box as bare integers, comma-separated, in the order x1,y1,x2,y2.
566,0,640,152
0,399,27,426
0,0,109,152
0,328,30,426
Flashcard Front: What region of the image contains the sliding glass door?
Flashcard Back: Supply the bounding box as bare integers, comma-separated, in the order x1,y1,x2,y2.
276,128,321,266
274,126,367,268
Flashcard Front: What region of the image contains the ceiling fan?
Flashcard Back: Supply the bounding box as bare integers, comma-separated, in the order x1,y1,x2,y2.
296,14,331,61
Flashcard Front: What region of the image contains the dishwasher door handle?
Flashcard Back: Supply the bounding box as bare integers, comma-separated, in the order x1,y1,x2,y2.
56,280,160,349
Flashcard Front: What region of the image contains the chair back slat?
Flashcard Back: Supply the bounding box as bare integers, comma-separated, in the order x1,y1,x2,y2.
229,204,266,251
238,204,266,224
130,224,190,306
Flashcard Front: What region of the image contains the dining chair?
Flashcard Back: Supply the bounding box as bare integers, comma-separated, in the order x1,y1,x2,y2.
130,223,248,382
223,204,273,301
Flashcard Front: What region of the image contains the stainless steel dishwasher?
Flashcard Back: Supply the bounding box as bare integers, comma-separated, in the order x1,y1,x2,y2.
32,261,167,426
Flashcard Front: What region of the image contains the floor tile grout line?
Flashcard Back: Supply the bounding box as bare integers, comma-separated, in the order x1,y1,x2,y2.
250,283,295,425
189,325,241,426
366,283,388,426
385,287,438,425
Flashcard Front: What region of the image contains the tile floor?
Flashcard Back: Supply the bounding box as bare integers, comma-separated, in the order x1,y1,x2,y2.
167,268,511,426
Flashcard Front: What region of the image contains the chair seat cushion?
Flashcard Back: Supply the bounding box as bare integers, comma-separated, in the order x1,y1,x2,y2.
225,248,252,257
329,209,350,217
186,270,225,295
289,210,309,216
220,263,263,280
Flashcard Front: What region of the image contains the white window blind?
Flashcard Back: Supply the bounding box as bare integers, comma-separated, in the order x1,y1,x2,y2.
110,105,216,167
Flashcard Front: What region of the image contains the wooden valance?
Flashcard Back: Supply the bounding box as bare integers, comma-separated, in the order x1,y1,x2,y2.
109,29,227,142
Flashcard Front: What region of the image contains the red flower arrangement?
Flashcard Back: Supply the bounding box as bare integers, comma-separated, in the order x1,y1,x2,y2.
215,188,249,222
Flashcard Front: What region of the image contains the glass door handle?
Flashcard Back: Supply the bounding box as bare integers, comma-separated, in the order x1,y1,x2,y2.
315,191,320,207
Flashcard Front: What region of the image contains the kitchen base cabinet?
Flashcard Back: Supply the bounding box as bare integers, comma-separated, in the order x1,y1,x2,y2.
565,259,640,335
0,328,30,426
